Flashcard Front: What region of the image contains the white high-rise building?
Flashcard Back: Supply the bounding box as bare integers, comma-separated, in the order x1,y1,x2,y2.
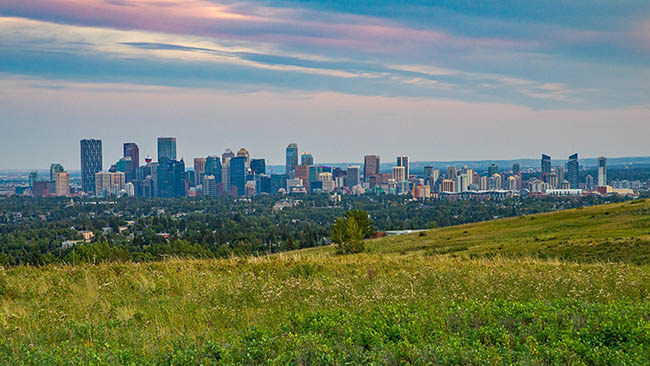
125,182,135,197
598,157,607,187
392,166,406,182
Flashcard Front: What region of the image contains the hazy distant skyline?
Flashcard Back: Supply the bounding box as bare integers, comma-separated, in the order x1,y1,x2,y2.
1,1,649,169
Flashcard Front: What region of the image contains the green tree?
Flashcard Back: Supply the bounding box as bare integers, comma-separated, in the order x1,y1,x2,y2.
331,216,364,255
346,210,375,239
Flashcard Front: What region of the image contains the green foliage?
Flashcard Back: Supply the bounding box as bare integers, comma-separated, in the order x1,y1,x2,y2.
0,194,626,267
345,209,376,239
331,216,365,254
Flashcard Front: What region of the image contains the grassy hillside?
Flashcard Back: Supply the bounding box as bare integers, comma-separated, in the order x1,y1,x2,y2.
344,198,650,264
1,200,650,365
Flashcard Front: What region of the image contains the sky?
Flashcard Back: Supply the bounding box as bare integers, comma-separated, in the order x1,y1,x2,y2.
0,0,649,169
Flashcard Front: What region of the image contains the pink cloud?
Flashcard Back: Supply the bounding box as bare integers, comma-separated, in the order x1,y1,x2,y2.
0,0,532,55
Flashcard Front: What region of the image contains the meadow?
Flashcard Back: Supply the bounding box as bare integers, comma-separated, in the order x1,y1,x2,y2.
2,199,650,365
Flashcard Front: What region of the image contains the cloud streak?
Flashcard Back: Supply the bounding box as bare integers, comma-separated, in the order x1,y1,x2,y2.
0,1,649,109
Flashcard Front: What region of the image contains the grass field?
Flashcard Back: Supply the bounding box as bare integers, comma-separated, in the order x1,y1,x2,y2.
2,199,650,365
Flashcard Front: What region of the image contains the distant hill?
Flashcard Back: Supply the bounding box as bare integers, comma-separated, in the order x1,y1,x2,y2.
266,155,650,174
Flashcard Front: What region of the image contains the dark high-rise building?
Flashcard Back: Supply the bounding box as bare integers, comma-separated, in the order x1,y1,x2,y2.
488,164,498,176
258,174,272,194
397,155,409,179
116,157,135,182
567,153,579,189
123,143,139,181
229,156,246,196
251,158,266,175
364,155,380,181
301,152,314,166
541,154,551,174
157,137,177,161
541,154,551,182
286,143,298,175
80,139,102,193
270,174,288,193
512,163,520,175
154,158,186,197
205,156,222,184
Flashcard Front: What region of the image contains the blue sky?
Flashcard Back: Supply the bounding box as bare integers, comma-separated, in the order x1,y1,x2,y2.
0,1,649,169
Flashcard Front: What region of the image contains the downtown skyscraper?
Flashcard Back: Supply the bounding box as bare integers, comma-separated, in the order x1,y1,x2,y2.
598,157,607,187
285,143,298,175
567,153,579,189
80,139,102,193
157,137,177,161
363,155,380,181
123,142,140,181
397,155,409,180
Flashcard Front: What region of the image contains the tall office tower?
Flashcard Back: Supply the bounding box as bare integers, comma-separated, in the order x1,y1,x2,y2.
50,163,64,181
237,148,250,170
123,143,139,180
346,165,361,187
80,139,102,194
250,158,266,175
446,166,457,180
488,173,502,190
301,152,314,166
229,156,246,196
585,175,595,190
455,174,469,192
203,175,218,197
541,154,551,175
153,158,186,198
464,169,474,184
512,163,521,175
549,170,559,189
157,137,177,161
488,164,499,176
204,156,222,184
557,166,565,183
221,148,235,164
222,148,235,191
285,143,299,175
294,165,310,191
29,171,38,188
95,172,125,197
597,156,607,187
363,155,380,181
125,182,135,197
507,176,517,191
567,153,579,189
116,157,135,182
424,166,434,180
193,158,206,186
397,155,409,179
171,159,186,197
441,179,455,193
392,166,406,182
55,172,70,197
480,176,489,191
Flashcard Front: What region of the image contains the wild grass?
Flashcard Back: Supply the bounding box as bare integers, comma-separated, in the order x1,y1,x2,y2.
2,200,650,364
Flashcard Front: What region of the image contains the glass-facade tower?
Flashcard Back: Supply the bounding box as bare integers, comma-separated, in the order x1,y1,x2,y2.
80,139,102,193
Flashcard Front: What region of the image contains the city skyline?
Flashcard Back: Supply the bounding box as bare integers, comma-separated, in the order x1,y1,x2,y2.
1,1,650,169
2,134,650,172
